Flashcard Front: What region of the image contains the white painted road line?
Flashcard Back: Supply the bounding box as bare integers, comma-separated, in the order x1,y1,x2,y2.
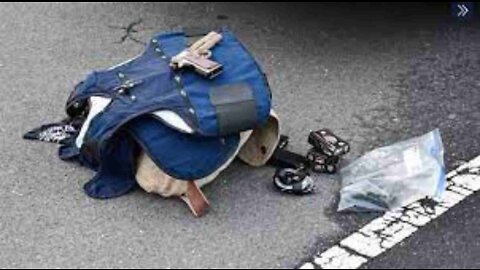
300,155,480,269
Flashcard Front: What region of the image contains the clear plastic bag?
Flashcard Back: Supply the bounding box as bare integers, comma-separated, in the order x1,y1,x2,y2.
338,129,446,212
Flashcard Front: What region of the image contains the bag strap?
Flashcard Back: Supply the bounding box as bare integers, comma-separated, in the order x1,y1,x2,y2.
181,181,211,217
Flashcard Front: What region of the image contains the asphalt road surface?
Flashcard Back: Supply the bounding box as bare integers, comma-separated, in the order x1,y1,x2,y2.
0,3,479,268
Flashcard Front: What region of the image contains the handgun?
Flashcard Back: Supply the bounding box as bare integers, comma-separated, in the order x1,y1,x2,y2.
170,31,223,79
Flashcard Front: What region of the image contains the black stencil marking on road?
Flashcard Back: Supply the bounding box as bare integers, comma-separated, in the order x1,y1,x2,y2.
108,19,151,45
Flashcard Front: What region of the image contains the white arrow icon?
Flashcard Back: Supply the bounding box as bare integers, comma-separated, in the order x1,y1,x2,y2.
457,4,470,17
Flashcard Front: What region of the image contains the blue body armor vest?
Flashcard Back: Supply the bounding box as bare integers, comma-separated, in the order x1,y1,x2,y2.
63,28,272,199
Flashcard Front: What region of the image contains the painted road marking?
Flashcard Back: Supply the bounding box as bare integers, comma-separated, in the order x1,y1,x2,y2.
299,155,480,269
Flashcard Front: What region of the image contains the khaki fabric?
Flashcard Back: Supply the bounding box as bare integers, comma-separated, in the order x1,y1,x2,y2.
135,110,281,197
237,110,280,167
136,130,253,197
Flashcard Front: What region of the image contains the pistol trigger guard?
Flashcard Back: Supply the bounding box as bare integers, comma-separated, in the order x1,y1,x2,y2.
198,50,212,58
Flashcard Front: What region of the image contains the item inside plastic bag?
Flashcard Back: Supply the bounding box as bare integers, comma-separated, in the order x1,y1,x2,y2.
338,129,446,212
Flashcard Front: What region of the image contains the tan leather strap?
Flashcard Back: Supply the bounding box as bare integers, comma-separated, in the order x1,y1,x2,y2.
181,181,210,217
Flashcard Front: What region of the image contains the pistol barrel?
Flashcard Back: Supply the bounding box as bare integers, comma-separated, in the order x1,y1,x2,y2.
190,31,222,54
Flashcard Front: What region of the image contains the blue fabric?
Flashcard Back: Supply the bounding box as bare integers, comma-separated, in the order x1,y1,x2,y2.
128,116,240,180
83,131,137,199
64,28,272,199
157,29,272,136
68,28,272,138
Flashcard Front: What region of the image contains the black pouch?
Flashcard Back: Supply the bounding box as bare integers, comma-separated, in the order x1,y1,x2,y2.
209,84,257,136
